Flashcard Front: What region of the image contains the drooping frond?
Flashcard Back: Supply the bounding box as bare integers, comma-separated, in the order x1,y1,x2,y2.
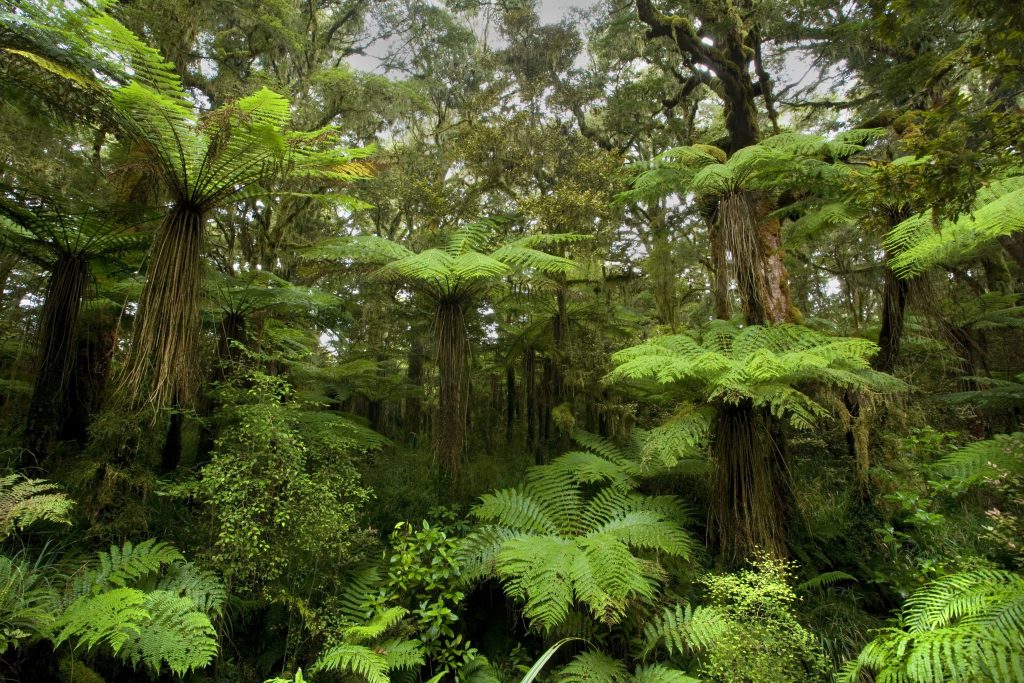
642,603,731,656
885,176,1024,277
464,438,696,631
0,475,72,540
841,569,1024,682
311,643,390,683
120,590,218,676
52,587,150,653
0,555,57,653
342,606,408,644
608,322,907,430
935,433,1024,483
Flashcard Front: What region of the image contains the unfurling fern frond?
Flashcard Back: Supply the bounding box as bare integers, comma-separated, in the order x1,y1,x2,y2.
841,569,1024,682
935,432,1024,483
0,475,72,539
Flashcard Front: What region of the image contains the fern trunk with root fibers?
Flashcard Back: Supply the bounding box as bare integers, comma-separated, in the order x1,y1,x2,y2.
24,254,89,460
120,203,205,410
434,299,468,488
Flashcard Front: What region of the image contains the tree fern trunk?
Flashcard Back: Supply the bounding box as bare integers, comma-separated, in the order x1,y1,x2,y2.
874,262,908,373
24,254,88,461
712,399,787,561
407,336,425,443
433,299,467,489
719,191,793,326
505,365,516,444
120,202,205,410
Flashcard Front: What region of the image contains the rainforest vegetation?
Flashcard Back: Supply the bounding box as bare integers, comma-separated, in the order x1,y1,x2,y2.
0,0,1022,681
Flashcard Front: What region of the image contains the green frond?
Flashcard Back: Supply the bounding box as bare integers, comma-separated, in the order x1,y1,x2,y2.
446,217,506,255
456,526,522,582
589,510,697,558
797,571,859,593
886,176,1024,277
312,643,391,683
636,408,714,469
89,540,184,591
333,565,382,624
120,590,217,675
0,555,57,653
642,603,731,656
496,535,577,628
844,569,1024,682
490,245,579,275
474,489,559,534
609,323,906,427
157,563,226,616
935,433,1024,483
380,638,425,671
632,663,701,683
52,587,149,654
557,650,629,682
0,475,72,540
342,606,408,644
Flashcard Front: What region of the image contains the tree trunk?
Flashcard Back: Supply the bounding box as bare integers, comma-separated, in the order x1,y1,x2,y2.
59,305,118,445
712,399,787,561
407,336,425,443
120,202,206,410
718,192,793,326
874,263,908,373
433,300,467,488
24,255,89,461
505,365,516,444
709,218,731,320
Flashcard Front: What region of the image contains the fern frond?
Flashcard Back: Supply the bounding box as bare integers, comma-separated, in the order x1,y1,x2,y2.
53,587,149,653
642,603,730,656
886,176,1024,277
90,539,184,591
557,650,628,682
0,475,72,539
157,562,226,616
121,590,217,675
342,606,407,644
312,643,390,682
935,433,1024,482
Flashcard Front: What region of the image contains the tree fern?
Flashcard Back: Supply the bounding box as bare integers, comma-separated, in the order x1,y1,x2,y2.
462,432,697,631
0,474,72,539
85,539,184,592
841,569,1024,682
302,217,583,485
